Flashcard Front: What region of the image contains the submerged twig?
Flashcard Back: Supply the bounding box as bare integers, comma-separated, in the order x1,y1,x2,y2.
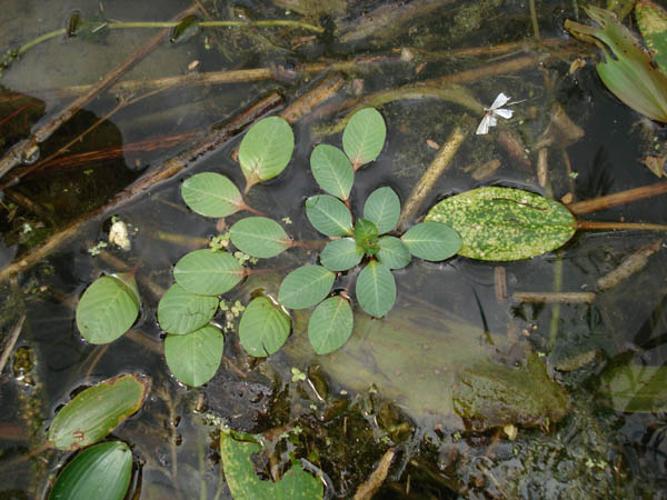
512,291,596,304
568,181,667,215
279,74,345,124
0,314,26,374
597,239,663,292
353,448,396,500
577,221,667,232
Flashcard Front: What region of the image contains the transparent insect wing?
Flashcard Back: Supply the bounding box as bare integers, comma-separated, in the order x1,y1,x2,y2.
475,113,492,135
493,108,513,119
489,92,511,110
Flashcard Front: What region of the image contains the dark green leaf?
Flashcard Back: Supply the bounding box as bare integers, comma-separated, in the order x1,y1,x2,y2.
157,284,219,335
305,195,353,237
599,360,667,413
49,441,133,500
355,261,396,318
310,144,354,200
363,186,400,234
48,374,150,451
425,186,576,261
342,108,387,168
239,296,291,357
229,216,291,258
320,238,363,271
377,236,411,269
181,172,243,218
76,275,140,345
173,249,244,295
400,222,461,262
165,325,224,387
170,14,200,43
278,265,335,309
354,218,380,256
308,296,354,355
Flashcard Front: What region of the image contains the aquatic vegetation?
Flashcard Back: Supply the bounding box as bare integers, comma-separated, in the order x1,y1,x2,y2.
636,0,667,74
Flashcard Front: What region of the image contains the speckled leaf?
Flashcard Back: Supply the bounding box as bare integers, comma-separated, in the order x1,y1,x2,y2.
278,265,335,309
220,430,323,500
305,195,353,237
181,172,243,218
310,144,354,200
239,296,291,357
308,296,354,355
49,441,133,500
48,374,150,451
320,238,363,271
426,186,576,261
239,116,294,190
400,222,461,262
229,216,291,258
173,249,244,295
377,236,411,269
157,284,219,335
76,275,140,345
342,108,386,168
363,186,400,234
165,325,224,387
636,0,667,74
356,261,396,318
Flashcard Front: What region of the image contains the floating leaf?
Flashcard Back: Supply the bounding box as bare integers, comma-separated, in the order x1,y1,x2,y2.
355,261,396,318
401,222,461,262
220,430,323,500
342,108,387,168
305,195,353,237
310,144,354,200
636,0,667,74
599,359,667,413
354,218,380,256
165,325,224,387
278,265,335,309
76,275,140,345
426,186,576,261
363,186,400,234
239,116,295,190
157,284,218,335
239,296,291,357
49,441,133,500
174,249,244,296
229,216,291,259
181,172,243,218
48,374,150,451
308,296,354,355
320,238,363,271
377,236,411,269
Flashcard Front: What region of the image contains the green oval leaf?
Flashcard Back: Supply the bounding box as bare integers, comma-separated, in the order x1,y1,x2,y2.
342,108,386,168
400,222,461,262
49,441,133,500
220,430,323,499
239,296,291,357
239,116,295,189
76,275,140,345
174,249,244,295
157,284,219,335
229,216,291,259
165,325,224,387
308,296,354,355
355,261,396,318
181,172,243,218
310,144,354,200
363,186,400,234
320,238,363,271
278,265,335,309
377,236,411,269
354,218,380,256
305,195,353,237
425,186,576,261
48,374,150,451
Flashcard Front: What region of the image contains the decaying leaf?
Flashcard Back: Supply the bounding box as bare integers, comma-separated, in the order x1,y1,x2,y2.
636,0,667,74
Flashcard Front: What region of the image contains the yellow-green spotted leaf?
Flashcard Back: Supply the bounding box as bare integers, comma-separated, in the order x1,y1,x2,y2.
363,186,400,234
220,430,323,500
76,275,140,345
342,108,386,168
377,236,411,269
165,325,224,387
278,265,335,309
355,261,396,318
181,172,243,218
157,284,219,335
229,216,292,259
400,222,461,262
173,249,244,296
305,195,353,237
48,374,150,451
310,144,354,201
49,441,133,500
636,0,667,74
308,296,354,355
239,116,294,190
239,296,291,357
320,238,363,271
426,186,576,261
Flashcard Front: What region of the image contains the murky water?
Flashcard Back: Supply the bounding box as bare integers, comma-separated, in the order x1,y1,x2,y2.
1,0,667,498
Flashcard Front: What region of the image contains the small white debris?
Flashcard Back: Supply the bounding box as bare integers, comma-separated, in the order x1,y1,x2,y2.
476,92,519,135
108,218,131,251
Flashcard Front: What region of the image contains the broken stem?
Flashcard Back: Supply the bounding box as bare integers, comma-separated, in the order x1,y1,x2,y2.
568,181,667,215
0,315,26,374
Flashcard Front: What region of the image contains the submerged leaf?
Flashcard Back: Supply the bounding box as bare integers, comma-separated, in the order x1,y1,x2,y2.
363,186,400,234
173,249,244,296
636,0,667,74
305,195,353,237
157,284,219,335
342,108,387,168
165,325,224,387
229,216,291,258
310,144,354,200
49,441,133,500
48,374,150,451
181,172,243,218
278,265,335,309
599,359,667,413
308,296,354,355
239,296,291,357
320,238,363,271
426,187,576,261
401,222,461,262
355,261,396,318
239,116,295,190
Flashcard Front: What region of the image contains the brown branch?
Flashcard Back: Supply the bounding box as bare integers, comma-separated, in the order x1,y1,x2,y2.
279,74,345,123
512,292,596,304
0,5,199,181
0,92,282,285
353,448,396,500
567,181,667,215
0,315,26,373
576,221,667,232
597,239,663,292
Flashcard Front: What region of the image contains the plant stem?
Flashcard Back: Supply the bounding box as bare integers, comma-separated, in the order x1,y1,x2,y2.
512,291,596,304
0,315,25,373
529,0,541,40
16,29,66,56
568,181,667,214
105,19,323,32
577,220,667,231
